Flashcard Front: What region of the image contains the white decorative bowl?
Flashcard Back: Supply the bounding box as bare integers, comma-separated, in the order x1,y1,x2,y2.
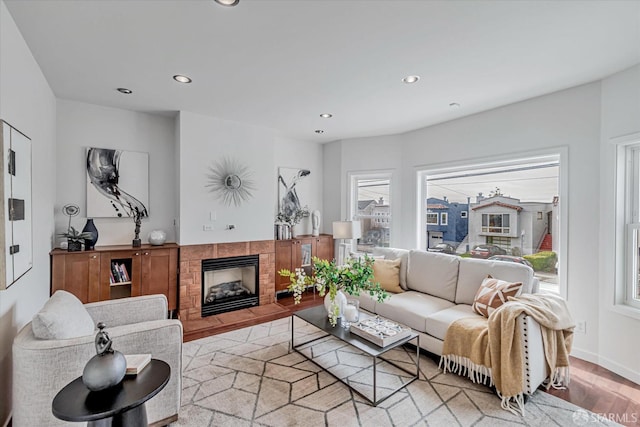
148,229,167,246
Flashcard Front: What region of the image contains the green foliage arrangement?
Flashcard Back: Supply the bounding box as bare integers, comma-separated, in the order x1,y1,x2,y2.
58,226,93,243
278,255,388,326
523,251,557,272
275,206,310,226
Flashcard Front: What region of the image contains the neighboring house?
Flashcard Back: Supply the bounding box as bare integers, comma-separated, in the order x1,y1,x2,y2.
426,197,469,249
357,198,390,248
468,194,557,255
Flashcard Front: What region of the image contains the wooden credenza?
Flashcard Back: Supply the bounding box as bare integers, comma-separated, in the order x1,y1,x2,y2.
50,243,178,311
274,234,334,294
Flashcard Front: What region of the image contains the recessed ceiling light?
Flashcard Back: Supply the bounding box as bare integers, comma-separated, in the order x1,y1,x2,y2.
173,75,192,84
315,130,324,134
214,0,239,6
320,113,333,118
449,102,461,108
116,88,132,94
402,75,420,84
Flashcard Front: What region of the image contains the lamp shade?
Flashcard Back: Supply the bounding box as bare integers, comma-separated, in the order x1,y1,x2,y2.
332,221,362,239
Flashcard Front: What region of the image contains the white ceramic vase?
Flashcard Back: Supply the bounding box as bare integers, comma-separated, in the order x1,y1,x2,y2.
324,289,347,320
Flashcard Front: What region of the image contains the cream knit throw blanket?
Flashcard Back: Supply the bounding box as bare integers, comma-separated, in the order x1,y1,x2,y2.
440,293,575,415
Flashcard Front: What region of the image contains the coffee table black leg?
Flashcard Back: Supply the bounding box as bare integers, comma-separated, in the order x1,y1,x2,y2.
87,403,147,427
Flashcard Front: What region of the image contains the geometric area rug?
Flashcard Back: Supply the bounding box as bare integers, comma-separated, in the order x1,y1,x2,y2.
171,318,618,427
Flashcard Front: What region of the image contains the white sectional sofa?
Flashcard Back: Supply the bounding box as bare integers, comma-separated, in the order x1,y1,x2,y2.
355,247,549,396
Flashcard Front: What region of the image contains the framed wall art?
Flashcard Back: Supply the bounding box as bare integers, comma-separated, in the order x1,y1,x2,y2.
0,120,33,289
86,147,149,218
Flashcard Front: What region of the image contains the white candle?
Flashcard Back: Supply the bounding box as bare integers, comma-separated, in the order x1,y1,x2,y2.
344,305,358,322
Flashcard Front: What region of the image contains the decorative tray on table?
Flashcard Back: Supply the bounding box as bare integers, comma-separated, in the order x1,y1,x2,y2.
350,315,412,347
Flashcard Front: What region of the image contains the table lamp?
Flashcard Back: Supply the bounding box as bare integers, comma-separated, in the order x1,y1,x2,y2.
332,220,362,265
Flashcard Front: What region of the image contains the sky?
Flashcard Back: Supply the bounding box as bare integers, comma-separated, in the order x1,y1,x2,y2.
357,163,559,205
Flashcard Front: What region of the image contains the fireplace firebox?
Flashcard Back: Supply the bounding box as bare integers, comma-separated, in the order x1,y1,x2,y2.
201,255,259,317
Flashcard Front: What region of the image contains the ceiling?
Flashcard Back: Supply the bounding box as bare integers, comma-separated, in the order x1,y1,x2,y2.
5,0,640,143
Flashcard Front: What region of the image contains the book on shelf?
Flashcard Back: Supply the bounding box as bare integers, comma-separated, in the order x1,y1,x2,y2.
120,263,130,281
109,270,115,284
124,353,151,375
111,262,123,282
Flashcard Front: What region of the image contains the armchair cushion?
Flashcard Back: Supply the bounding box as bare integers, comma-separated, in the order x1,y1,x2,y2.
31,290,94,339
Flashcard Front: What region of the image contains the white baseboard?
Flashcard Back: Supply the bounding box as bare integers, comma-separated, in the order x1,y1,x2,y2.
571,346,640,385
570,347,599,364
598,355,640,385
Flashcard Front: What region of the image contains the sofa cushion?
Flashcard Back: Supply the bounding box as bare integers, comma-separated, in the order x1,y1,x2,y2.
32,290,95,339
472,276,523,318
372,247,409,290
373,258,403,293
424,304,478,341
406,250,459,302
456,257,534,305
374,291,455,333
353,292,377,313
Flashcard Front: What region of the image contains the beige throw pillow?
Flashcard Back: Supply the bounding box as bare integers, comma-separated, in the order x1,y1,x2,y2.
32,290,95,339
373,258,403,293
472,275,523,318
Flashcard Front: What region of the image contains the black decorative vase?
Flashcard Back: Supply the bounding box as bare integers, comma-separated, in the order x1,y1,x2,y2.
82,218,99,251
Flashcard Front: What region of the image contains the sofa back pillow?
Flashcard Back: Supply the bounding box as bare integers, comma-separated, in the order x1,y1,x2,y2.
32,290,95,339
406,250,459,302
456,257,534,305
372,247,410,290
373,258,403,293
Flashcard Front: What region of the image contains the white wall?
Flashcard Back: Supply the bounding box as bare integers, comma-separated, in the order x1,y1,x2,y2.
177,111,323,245
599,64,640,383
56,100,177,245
326,83,606,372
0,1,57,424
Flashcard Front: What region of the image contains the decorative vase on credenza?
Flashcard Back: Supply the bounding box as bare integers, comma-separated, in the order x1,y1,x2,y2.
82,218,99,251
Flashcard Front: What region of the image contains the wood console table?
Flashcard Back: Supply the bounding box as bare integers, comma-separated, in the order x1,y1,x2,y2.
50,243,178,310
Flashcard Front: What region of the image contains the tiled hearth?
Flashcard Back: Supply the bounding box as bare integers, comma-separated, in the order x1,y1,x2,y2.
179,240,290,341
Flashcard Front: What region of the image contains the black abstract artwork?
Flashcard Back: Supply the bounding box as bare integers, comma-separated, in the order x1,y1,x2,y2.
278,167,310,218
86,147,149,218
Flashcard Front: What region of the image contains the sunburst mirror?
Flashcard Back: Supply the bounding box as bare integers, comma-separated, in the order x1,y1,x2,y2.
206,157,256,207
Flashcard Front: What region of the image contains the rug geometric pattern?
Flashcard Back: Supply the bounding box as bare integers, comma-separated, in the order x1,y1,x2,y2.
171,318,617,427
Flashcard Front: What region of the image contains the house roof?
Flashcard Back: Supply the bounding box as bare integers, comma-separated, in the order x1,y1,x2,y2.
358,200,377,210
472,201,523,212
427,204,448,210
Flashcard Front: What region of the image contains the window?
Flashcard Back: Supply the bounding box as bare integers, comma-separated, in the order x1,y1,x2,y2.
481,213,510,234
615,137,640,309
350,173,392,253
441,212,448,225
420,153,563,295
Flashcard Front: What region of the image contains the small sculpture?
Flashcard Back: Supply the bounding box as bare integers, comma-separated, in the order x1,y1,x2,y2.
132,207,142,247
311,210,321,236
82,322,126,391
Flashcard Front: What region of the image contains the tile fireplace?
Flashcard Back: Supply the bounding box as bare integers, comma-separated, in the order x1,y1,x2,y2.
201,254,259,317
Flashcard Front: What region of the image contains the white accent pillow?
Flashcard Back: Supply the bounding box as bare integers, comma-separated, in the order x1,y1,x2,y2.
32,290,95,339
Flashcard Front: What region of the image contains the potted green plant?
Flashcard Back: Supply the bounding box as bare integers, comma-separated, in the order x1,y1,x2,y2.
279,254,388,326
59,226,93,252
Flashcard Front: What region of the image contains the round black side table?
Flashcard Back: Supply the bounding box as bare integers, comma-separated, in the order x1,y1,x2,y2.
52,359,170,427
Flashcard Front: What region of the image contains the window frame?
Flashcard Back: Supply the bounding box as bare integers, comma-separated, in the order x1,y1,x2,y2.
441,212,448,226
426,212,439,225
614,134,640,312
348,171,393,252
416,149,567,299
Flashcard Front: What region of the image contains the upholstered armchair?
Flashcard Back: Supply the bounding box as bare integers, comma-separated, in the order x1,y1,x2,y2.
12,292,182,427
